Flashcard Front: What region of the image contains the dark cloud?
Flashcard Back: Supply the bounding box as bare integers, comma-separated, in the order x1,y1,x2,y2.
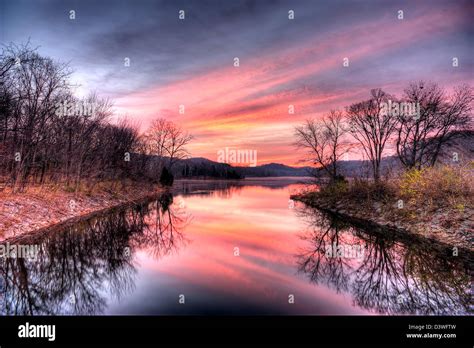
2,0,472,98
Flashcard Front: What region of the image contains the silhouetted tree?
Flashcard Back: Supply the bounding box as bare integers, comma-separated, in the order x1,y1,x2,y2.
142,118,193,183
397,82,473,168
295,110,348,182
347,89,398,181
0,43,155,191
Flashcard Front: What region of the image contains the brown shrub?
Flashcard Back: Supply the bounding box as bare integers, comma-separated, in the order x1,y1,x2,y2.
397,164,473,209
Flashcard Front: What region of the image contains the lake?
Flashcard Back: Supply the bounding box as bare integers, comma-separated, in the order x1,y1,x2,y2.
0,178,471,315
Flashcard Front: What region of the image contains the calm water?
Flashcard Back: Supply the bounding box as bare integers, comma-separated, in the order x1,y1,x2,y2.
0,178,471,315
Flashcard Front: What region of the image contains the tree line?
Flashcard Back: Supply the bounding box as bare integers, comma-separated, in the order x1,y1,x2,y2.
0,43,192,192
295,82,473,182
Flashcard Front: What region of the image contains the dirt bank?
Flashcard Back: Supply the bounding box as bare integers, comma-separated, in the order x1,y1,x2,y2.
0,182,163,240
291,192,473,254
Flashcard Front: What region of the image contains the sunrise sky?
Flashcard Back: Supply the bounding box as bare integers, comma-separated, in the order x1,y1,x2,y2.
2,0,472,165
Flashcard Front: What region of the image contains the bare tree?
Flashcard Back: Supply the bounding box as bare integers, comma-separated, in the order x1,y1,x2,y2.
397,82,473,169
0,41,39,78
143,118,193,173
425,84,472,166
0,43,143,191
347,89,398,182
4,47,72,190
295,110,348,182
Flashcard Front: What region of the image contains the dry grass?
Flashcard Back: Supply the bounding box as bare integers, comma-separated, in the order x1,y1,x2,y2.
317,177,396,207
296,164,473,249
315,164,472,210
396,163,473,211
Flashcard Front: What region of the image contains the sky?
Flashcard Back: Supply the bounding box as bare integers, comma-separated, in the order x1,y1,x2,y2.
1,0,473,165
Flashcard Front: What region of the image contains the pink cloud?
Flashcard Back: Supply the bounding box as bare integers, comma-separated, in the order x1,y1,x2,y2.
115,8,471,165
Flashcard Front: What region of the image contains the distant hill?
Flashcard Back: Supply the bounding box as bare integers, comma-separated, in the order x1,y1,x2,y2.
161,130,474,179
335,156,400,178
172,157,243,179
337,130,474,178
172,158,313,178
234,163,313,177
436,130,474,164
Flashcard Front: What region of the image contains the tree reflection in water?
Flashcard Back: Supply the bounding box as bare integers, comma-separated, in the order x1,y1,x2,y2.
0,192,190,315
296,205,472,315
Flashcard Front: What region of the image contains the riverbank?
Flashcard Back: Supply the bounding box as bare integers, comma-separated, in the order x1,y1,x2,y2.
292,192,473,253
0,181,163,240
291,166,474,253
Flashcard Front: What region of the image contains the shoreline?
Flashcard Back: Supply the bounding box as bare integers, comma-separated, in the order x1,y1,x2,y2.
0,182,164,241
1,177,308,240
291,192,474,256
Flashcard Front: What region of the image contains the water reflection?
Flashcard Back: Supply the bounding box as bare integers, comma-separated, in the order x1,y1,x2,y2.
172,177,311,199
296,205,472,315
0,180,471,316
0,192,189,315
